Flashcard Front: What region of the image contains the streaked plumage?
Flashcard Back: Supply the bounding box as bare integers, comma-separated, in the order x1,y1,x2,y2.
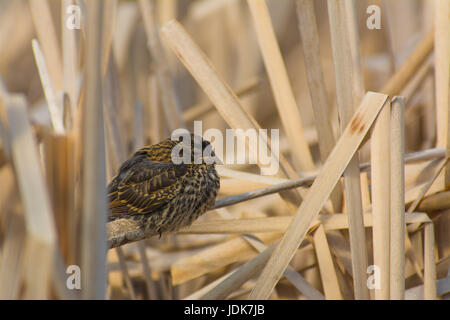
107,134,220,237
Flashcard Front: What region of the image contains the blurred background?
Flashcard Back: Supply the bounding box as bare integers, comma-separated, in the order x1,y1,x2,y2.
0,0,448,300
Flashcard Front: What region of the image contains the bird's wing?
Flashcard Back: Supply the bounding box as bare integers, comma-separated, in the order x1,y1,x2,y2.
108,158,188,216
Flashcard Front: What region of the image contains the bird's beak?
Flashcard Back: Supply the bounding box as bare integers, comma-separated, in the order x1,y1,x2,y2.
203,155,223,165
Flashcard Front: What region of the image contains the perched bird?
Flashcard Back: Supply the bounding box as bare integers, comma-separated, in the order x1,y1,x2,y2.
107,134,220,237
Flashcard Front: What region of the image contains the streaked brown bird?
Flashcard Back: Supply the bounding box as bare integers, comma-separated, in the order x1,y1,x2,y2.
107,134,220,237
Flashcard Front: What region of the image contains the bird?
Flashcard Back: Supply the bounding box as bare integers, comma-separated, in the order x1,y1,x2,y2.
107,134,221,238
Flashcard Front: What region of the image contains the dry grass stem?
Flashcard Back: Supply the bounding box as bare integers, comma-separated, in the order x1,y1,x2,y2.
327,0,369,299
249,92,388,299
313,225,343,299
139,0,184,131
4,95,56,299
424,222,437,299
295,0,342,212
390,97,406,299
29,0,63,92
32,39,65,133
80,0,107,299
247,0,315,171
370,99,391,299
434,0,450,149
179,212,430,236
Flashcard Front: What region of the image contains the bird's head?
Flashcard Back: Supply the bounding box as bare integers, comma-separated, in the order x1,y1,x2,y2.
170,133,222,166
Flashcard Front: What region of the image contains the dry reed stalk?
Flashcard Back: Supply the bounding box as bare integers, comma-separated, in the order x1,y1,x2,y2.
160,19,303,212
63,86,74,131
171,232,281,285
404,137,440,270
408,231,425,279
401,59,433,105
184,269,237,300
424,222,437,299
241,235,324,300
139,0,184,131
101,0,118,77
360,172,371,208
0,164,14,223
0,96,10,165
32,39,65,133
218,179,281,196
406,279,449,300
200,11,230,89
417,190,450,212
178,212,431,236
214,179,309,209
0,76,5,98
157,0,177,25
313,225,343,299
247,0,314,172
200,243,277,300
419,0,436,150
182,76,261,122
144,240,229,272
29,0,63,93
435,0,450,278
104,54,126,160
0,2,34,74
390,97,406,299
0,210,25,299
218,167,288,184
229,0,264,86
385,1,421,68
342,0,372,209
282,265,324,300
434,0,450,149
370,100,391,300
405,157,444,188
405,177,445,206
115,246,137,299
52,249,79,299
215,208,324,299
249,92,389,299
4,95,56,299
295,0,342,212
62,0,79,119
147,75,163,144
137,241,159,299
327,0,355,123
290,125,319,150
381,28,434,96
408,158,450,214
403,148,445,164
107,250,124,297
133,101,145,150
43,134,76,265
343,0,364,104
327,0,368,300
107,218,145,248
80,0,107,299
112,2,139,73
